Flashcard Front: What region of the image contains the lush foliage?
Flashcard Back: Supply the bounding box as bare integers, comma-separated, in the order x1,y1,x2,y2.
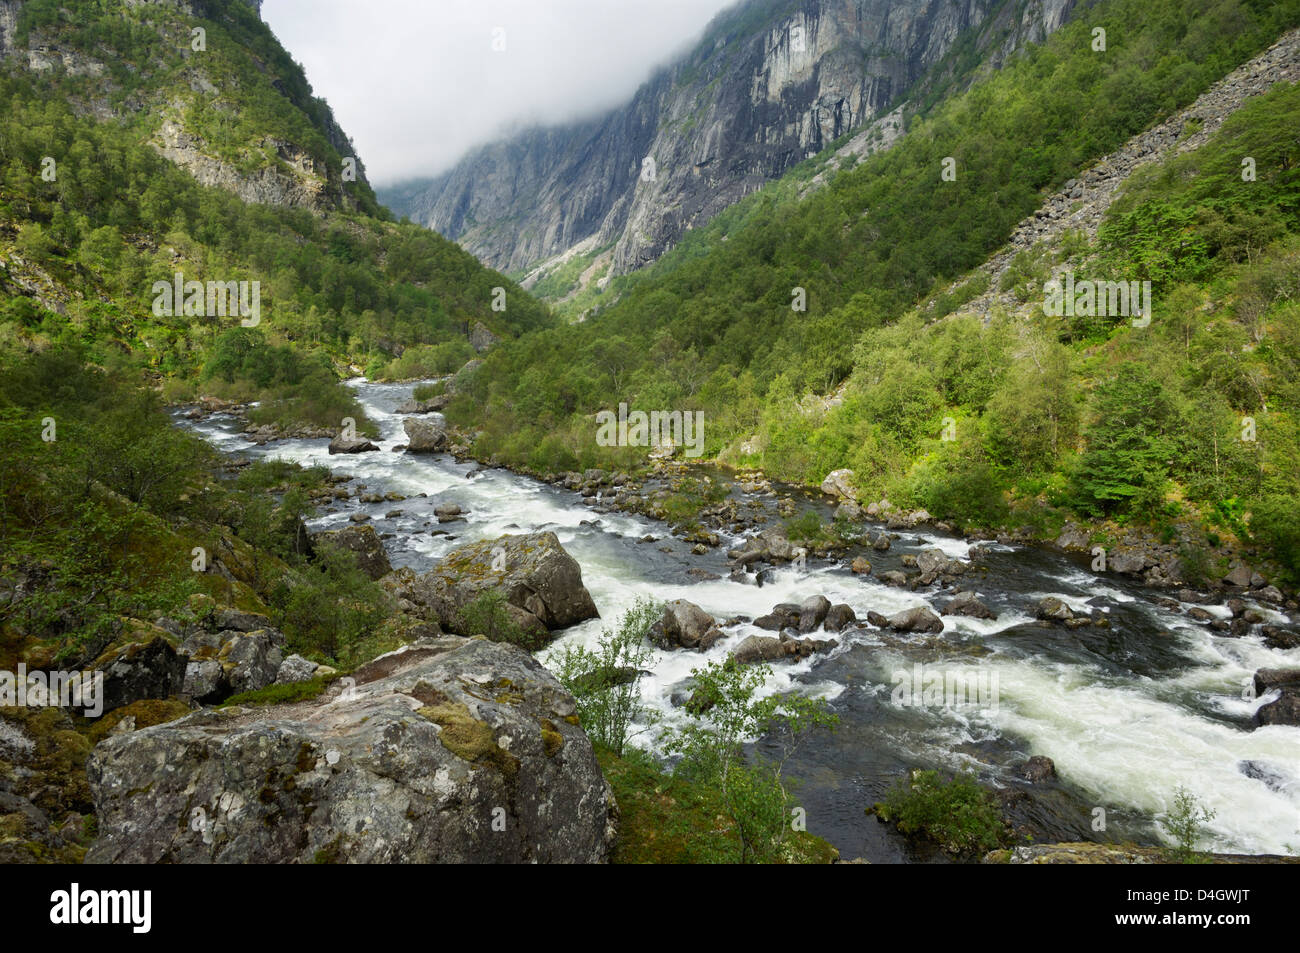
667,657,839,863
548,598,660,757
872,769,1012,856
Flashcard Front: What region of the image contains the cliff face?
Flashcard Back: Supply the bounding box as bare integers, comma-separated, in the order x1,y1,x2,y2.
383,0,1076,281
1,0,375,214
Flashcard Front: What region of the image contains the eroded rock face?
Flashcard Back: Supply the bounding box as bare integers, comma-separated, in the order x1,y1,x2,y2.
408,532,599,636
87,637,618,864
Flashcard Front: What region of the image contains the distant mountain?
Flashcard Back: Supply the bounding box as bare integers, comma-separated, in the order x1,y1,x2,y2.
381,0,1077,291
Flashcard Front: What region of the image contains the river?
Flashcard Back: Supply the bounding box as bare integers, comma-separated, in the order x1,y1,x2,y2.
181,379,1300,861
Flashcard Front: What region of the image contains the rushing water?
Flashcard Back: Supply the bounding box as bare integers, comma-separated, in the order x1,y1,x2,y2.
182,379,1300,861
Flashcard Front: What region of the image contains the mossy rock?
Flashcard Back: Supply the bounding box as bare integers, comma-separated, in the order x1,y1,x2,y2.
87,699,191,745
418,701,520,777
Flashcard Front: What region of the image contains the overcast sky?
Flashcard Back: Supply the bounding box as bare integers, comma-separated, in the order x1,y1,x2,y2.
260,0,739,186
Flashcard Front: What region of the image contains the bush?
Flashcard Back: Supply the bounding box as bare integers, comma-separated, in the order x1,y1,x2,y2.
549,598,659,756
872,769,1010,856
459,589,546,651
667,657,838,863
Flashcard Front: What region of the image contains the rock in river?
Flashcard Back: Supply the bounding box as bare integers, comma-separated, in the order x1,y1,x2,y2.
408,532,599,637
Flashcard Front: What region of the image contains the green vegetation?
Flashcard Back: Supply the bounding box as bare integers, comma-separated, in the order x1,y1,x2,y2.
0,1,551,431
446,0,1300,579
458,589,547,652
0,347,396,669
1163,786,1219,863
872,769,1012,856
220,672,342,709
596,745,838,864
549,598,659,756
666,657,839,863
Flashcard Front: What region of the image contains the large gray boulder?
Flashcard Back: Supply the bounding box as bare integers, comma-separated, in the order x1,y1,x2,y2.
403,417,448,453
328,435,378,454
651,600,716,650
86,637,617,863
409,532,599,636
820,469,856,500
885,606,944,634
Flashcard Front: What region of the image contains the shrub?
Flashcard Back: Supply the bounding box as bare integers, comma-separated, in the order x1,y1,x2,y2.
549,598,660,756
872,769,1010,856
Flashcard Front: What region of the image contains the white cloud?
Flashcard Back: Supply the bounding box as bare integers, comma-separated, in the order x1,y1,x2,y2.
260,0,738,185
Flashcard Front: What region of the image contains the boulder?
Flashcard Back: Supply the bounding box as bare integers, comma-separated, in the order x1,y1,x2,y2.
732,635,787,664
656,600,716,650
409,532,599,636
1256,690,1300,727
824,604,857,632
850,557,872,575
797,595,832,633
1021,756,1057,783
1253,669,1300,696
313,524,392,580
396,394,451,414
835,501,863,521
182,659,225,703
218,630,285,696
879,570,908,588
886,606,944,634
942,591,997,620
1223,564,1254,588
403,417,448,453
1262,627,1299,650
86,638,617,863
753,604,800,631
916,549,948,575
1054,526,1091,551
328,435,378,455
820,469,857,500
728,528,797,567
1109,548,1148,575
1035,597,1074,622
871,534,891,552
94,636,185,715
275,654,320,685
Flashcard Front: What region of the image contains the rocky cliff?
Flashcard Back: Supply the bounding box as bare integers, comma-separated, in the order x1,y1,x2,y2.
1,0,376,214
383,0,1076,283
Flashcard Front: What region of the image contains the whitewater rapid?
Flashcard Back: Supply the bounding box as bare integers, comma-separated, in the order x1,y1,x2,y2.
182,379,1300,858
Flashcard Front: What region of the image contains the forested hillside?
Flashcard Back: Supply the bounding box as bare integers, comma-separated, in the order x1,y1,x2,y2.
447,0,1300,581
0,0,552,428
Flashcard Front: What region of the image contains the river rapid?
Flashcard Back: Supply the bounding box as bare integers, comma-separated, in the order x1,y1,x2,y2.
181,379,1300,862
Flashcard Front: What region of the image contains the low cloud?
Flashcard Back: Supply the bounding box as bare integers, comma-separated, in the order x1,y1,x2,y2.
261,0,738,185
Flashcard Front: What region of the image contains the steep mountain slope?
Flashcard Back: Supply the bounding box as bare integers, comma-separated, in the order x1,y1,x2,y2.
0,0,552,421
446,0,1300,582
382,0,1077,287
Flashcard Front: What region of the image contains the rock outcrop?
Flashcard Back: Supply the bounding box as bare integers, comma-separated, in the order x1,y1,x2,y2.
87,637,618,863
